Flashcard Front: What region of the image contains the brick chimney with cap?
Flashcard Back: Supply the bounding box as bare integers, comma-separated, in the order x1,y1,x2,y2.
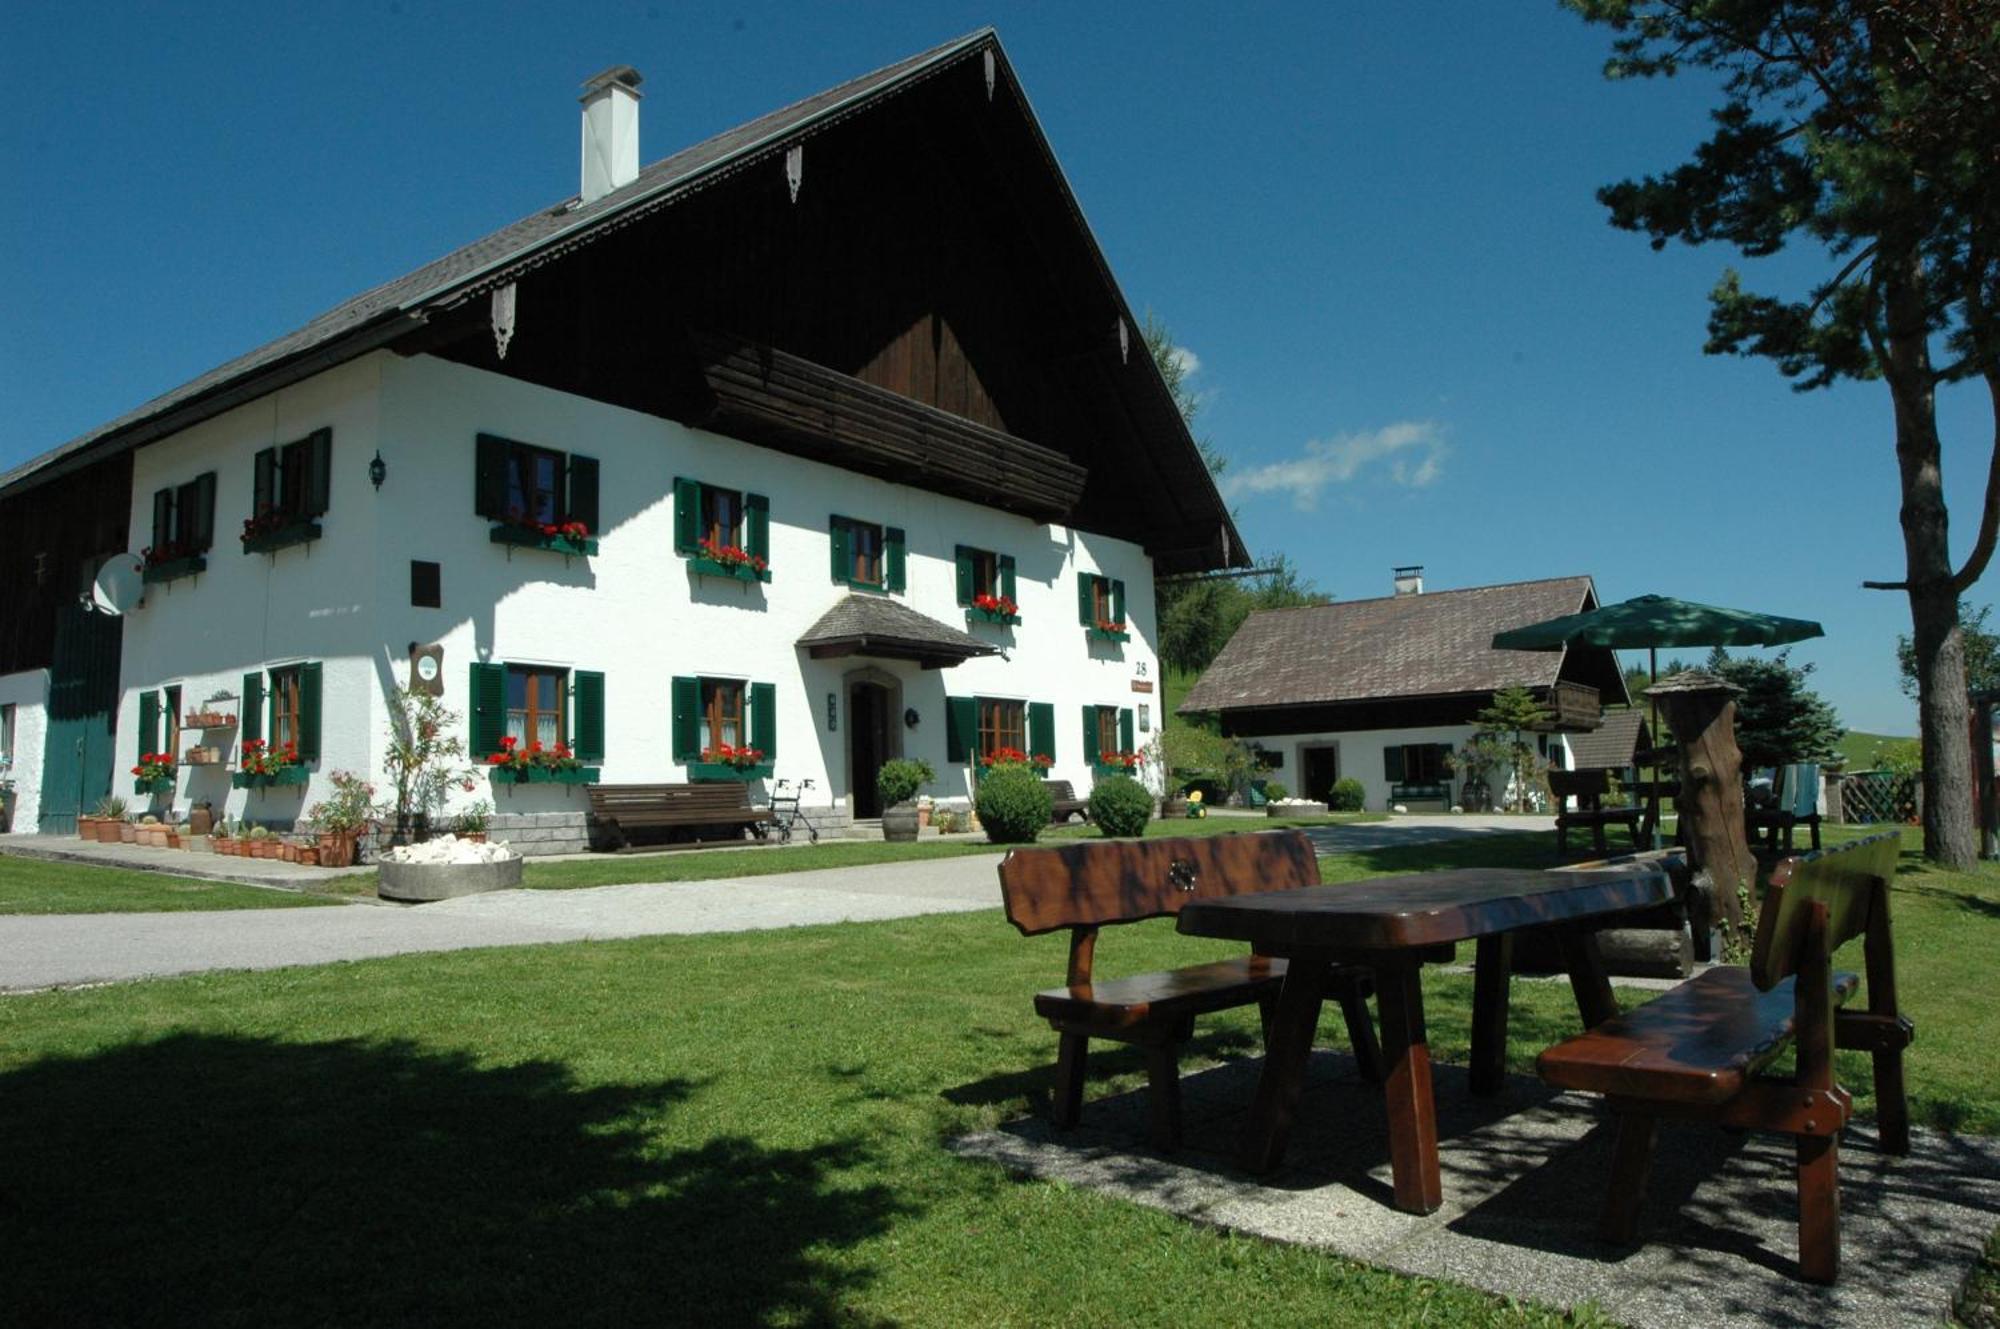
1392,565,1424,596
579,65,643,205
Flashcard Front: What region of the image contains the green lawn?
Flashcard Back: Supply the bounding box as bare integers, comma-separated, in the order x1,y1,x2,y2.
1837,729,1916,771
0,855,345,913
1,825,1992,1324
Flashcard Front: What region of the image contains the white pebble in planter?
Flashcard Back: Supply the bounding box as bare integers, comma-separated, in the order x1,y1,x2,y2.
378,835,525,902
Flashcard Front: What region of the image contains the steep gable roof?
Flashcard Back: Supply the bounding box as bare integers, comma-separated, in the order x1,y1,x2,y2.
1180,576,1605,714
1567,708,1648,770
2,31,1243,570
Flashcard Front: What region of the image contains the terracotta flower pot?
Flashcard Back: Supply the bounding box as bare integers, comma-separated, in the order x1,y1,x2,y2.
118,823,137,844
317,832,357,868
297,846,319,867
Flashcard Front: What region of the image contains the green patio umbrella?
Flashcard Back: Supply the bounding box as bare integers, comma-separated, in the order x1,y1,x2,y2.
1491,593,1825,780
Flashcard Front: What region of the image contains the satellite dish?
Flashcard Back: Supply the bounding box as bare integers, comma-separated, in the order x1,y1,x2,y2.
91,555,145,616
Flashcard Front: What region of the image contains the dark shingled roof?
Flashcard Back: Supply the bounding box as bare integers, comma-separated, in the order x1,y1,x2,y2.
798,594,998,666
1,29,996,495
1179,576,1601,714
1567,709,1647,771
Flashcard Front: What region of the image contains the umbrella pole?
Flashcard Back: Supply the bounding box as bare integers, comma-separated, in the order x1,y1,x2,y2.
1649,647,1658,752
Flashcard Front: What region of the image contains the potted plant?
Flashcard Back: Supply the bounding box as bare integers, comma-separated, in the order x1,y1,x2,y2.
304,770,375,867
279,838,299,863
382,688,473,843
876,758,935,843
248,826,275,858
453,799,493,843
117,815,138,844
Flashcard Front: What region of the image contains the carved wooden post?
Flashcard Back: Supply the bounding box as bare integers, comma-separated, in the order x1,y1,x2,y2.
1647,671,1756,936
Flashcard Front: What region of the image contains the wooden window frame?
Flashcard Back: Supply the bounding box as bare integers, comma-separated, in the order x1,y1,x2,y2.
505,665,569,750
700,677,748,752
1402,743,1448,786
1091,577,1115,624
977,697,1027,758
701,484,744,550
268,667,304,752
969,549,998,600
164,685,182,765
504,440,567,527
1095,706,1121,759
844,518,884,587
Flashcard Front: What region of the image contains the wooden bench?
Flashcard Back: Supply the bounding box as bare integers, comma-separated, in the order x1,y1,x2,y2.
586,782,771,851
1549,769,1644,855
1043,780,1090,825
999,830,1380,1151
1746,761,1824,853
1537,832,1913,1283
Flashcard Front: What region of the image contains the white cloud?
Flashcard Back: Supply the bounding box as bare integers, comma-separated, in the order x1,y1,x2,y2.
1167,345,1201,378
1222,421,1447,510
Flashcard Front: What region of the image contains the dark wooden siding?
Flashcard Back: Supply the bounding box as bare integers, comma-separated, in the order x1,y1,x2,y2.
0,453,131,676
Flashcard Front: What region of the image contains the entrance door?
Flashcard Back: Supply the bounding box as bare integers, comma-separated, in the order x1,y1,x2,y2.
1301,746,1340,805
39,602,122,834
849,682,890,818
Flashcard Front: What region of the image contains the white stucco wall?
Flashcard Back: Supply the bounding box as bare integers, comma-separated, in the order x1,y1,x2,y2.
0,669,49,831
1259,724,1575,812
90,349,1162,828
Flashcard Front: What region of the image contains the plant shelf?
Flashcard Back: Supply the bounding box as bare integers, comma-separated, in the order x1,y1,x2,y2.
232,767,310,789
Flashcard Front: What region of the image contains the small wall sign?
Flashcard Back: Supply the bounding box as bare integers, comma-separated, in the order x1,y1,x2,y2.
410,643,445,697
1131,679,1154,694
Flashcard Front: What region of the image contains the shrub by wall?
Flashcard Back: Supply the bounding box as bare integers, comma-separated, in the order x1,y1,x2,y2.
1330,777,1366,812
976,765,1052,844
1088,775,1153,837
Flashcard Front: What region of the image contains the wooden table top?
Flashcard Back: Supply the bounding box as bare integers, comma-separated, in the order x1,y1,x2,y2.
1176,866,1674,952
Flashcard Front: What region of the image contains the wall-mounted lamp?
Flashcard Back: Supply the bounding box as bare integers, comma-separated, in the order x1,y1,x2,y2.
369,451,387,490
903,707,921,729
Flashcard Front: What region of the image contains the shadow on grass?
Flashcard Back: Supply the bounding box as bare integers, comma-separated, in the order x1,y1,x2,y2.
0,1034,902,1327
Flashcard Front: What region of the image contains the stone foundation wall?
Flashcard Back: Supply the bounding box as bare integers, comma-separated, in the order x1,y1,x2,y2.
488,812,591,856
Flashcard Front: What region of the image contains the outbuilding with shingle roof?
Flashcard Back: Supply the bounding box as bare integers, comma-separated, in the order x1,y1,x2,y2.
1180,574,1629,812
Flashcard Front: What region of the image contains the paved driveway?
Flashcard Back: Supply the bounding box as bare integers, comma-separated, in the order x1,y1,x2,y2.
0,815,1554,991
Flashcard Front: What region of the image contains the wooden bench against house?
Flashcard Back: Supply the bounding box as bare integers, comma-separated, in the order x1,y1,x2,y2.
1537,832,1912,1283
998,830,1380,1151
1549,769,1645,854
1043,780,1090,825
586,782,771,852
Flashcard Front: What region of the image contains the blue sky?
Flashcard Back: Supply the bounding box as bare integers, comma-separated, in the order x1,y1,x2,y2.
3,3,1986,735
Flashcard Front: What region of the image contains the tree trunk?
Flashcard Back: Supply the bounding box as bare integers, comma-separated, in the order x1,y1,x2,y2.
1881,229,1980,868
1654,685,1757,937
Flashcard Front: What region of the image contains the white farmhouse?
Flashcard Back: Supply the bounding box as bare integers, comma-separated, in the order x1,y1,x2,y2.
0,32,1243,847
1179,572,1628,812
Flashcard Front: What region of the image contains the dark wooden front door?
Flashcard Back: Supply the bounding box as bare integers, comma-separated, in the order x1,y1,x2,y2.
849,683,890,818
39,603,122,834
1301,747,1340,805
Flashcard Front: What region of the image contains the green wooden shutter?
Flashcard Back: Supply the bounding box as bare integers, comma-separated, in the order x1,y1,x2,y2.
304,428,332,516
1082,706,1101,767
137,690,159,763
672,478,700,552
885,527,906,592
999,554,1017,606
192,472,217,551
572,670,605,762
469,662,506,758
240,673,264,744
1119,708,1135,754
1384,746,1405,782
955,547,975,605
750,681,777,759
1111,579,1126,626
671,676,700,761
566,454,600,533
475,434,509,518
151,490,173,552
745,492,770,566
945,696,977,763
1077,573,1094,625
296,662,323,762
253,448,277,515
829,517,851,583
1028,702,1054,762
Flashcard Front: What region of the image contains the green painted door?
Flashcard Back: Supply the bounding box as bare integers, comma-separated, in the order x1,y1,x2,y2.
38,604,122,834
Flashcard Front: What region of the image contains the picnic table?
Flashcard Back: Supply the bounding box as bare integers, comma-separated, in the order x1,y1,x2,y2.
1176,864,1674,1215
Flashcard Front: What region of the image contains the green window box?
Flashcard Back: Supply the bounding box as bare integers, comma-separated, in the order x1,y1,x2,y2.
232,767,310,789
133,775,176,795
967,606,1021,627
241,521,322,556
490,524,598,557
142,555,207,585
688,554,772,583
687,762,774,781
488,765,601,786
1087,626,1131,643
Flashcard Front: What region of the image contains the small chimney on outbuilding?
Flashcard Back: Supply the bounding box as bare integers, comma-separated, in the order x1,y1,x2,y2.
579,65,643,205
1392,565,1424,597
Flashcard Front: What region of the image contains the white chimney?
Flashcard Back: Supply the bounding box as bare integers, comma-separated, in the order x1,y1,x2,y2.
1392,565,1424,597
579,66,643,205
